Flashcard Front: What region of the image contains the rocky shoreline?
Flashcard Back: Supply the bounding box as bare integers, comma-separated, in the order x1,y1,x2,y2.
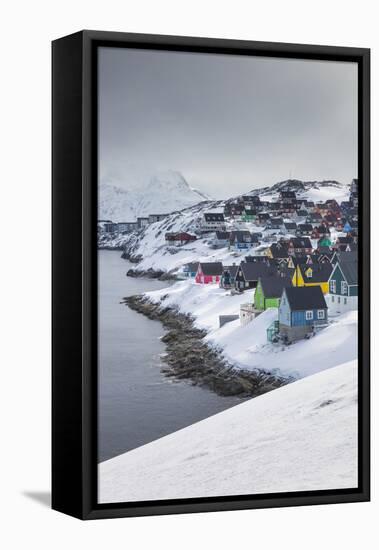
126,268,178,281
123,295,291,398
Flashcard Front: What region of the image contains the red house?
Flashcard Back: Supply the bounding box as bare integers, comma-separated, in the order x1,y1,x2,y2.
165,232,197,246
195,262,224,284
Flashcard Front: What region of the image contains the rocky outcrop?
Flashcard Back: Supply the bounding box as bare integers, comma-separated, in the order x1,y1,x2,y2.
123,295,290,397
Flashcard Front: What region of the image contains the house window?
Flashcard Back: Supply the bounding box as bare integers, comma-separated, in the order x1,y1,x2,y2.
317,310,325,319
306,310,313,320
330,279,336,293
341,281,348,295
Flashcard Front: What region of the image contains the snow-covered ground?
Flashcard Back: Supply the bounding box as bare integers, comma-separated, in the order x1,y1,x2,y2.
146,280,358,379
99,359,358,503
248,178,350,204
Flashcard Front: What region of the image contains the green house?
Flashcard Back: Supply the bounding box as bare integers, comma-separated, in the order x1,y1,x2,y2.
242,208,256,222
254,276,292,311
318,236,332,248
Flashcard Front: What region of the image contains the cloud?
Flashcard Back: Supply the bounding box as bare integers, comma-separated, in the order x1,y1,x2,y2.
99,47,357,199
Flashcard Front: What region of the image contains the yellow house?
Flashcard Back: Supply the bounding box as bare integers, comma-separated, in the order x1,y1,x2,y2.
292,264,332,294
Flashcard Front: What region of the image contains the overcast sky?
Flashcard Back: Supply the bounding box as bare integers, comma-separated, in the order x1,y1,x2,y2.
99,47,357,199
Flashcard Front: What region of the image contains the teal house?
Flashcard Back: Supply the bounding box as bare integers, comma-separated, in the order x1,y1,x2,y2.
328,260,358,313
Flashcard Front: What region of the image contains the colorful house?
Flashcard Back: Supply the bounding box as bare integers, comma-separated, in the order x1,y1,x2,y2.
254,276,292,311
291,263,333,294
328,260,358,313
343,221,353,233
229,231,256,251
165,232,197,246
220,265,238,289
317,236,332,248
242,208,257,222
277,286,328,343
195,262,223,284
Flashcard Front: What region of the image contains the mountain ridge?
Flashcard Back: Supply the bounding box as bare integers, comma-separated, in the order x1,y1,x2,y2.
98,170,210,222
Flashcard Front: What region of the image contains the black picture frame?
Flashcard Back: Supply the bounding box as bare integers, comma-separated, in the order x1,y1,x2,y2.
52,30,370,520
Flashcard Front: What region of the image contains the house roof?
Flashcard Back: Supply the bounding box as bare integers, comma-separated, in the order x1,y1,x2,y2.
297,224,313,233
337,236,354,244
270,243,290,259
259,276,292,298
284,222,297,230
244,209,257,215
299,263,333,283
199,262,224,276
239,262,276,281
284,285,327,311
337,261,358,285
317,246,332,255
223,265,239,277
280,191,296,198
215,231,230,240
270,217,284,224
230,230,252,243
184,262,199,272
332,251,357,264
289,237,312,249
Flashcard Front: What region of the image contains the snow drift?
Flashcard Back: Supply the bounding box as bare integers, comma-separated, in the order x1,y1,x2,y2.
99,359,358,503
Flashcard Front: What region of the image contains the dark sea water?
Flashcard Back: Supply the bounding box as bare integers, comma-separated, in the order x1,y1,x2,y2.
98,250,242,462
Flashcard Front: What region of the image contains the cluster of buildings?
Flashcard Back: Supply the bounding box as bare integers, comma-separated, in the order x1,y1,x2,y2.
179,180,359,345
98,213,169,235
183,246,357,344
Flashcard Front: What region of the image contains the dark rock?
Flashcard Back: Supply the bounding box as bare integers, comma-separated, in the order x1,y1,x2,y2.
123,294,291,398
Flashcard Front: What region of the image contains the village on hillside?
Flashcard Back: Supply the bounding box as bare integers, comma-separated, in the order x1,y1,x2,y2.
99,178,358,353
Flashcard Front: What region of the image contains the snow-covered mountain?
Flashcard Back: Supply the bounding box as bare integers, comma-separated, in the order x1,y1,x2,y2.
99,359,357,502
244,178,350,203
98,170,210,222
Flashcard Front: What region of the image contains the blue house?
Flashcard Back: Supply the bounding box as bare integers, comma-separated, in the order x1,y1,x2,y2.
343,221,352,233
229,231,256,251
277,286,328,343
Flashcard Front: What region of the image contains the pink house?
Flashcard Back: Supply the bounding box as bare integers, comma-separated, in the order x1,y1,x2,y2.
195,262,223,284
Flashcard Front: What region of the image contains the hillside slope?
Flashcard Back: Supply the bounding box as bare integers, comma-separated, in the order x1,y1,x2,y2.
99,360,358,503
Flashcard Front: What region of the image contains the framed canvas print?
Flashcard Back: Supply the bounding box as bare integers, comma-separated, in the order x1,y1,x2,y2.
52,30,370,520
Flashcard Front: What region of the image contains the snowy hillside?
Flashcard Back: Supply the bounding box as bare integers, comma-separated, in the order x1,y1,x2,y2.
119,200,247,271
146,280,358,379
98,170,209,222
244,178,350,203
99,359,358,502
99,176,349,270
